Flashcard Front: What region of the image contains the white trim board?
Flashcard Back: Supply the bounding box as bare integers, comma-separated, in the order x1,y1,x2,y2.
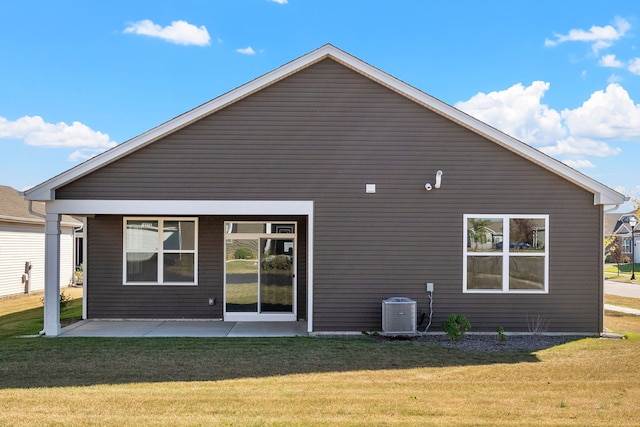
45,200,314,216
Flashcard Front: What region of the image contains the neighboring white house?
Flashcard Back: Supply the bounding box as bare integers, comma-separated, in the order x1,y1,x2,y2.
0,185,80,297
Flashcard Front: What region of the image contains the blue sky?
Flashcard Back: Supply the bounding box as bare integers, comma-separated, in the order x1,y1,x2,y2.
1,1,639,211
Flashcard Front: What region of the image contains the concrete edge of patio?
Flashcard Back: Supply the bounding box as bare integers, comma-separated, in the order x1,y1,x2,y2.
59,319,308,338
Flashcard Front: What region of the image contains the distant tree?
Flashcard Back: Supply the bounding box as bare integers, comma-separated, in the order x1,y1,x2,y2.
469,219,491,251
605,235,624,275
510,218,535,247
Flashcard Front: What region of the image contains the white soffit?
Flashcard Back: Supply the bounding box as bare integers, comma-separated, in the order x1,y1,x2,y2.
24,44,626,205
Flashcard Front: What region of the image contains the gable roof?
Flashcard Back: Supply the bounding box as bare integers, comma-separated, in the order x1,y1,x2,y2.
0,185,80,227
23,44,627,206
606,212,639,236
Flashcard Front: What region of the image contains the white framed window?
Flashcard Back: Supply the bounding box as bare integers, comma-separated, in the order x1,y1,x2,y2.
463,214,548,293
623,238,632,253
123,217,198,285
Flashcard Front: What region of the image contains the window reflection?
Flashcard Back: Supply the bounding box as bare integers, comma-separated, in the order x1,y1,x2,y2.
467,218,503,252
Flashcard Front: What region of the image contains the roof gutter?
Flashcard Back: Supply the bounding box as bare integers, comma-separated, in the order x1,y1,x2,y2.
603,196,631,214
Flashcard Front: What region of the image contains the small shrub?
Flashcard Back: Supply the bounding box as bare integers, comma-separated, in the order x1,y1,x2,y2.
441,314,471,341
234,247,255,260
74,264,84,284
261,255,292,270
526,314,549,334
41,291,73,312
496,326,507,343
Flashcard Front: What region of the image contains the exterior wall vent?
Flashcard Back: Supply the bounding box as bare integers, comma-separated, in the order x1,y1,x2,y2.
381,297,417,335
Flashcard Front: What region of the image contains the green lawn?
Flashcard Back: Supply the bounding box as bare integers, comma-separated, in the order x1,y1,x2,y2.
605,263,640,283
1,290,640,426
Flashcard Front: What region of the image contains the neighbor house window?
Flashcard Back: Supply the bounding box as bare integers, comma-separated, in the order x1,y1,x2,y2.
623,238,632,253
463,215,548,293
123,218,198,285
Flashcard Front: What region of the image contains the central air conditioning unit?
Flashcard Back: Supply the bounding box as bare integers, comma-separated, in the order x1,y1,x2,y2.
381,297,417,335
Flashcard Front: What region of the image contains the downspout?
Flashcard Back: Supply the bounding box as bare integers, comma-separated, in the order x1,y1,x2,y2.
26,201,47,296
603,204,622,214
27,200,46,219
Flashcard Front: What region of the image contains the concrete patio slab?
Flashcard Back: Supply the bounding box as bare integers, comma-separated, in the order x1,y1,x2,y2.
60,320,164,337
227,321,308,337
59,319,308,338
144,321,235,337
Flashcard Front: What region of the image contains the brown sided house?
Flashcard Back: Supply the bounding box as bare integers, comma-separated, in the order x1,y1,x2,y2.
23,45,626,336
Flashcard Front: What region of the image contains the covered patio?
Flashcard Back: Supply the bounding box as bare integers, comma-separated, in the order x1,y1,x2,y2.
59,320,308,338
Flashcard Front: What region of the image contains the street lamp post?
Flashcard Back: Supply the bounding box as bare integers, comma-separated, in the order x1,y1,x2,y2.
630,216,637,281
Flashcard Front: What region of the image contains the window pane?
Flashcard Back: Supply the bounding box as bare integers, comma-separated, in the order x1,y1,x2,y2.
163,253,195,282
163,221,195,251
126,253,158,282
227,223,265,234
270,224,296,234
510,218,546,252
509,256,544,290
126,220,158,251
467,218,503,252
260,238,294,313
467,256,502,290
226,222,296,234
226,240,259,312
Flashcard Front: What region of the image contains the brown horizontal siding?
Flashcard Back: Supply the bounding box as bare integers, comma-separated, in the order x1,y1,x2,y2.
64,59,601,332
86,215,222,319
87,215,307,320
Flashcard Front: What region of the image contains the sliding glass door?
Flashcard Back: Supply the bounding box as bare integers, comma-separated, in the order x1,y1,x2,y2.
224,222,296,321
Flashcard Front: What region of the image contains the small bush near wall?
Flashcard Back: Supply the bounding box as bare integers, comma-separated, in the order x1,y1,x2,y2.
442,314,471,341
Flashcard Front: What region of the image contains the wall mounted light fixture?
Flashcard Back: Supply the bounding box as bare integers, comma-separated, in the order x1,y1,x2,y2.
425,170,443,191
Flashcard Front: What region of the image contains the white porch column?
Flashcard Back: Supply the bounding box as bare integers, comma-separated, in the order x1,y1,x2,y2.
43,213,61,336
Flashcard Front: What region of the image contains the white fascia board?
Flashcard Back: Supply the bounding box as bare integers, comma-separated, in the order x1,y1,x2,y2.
45,199,314,216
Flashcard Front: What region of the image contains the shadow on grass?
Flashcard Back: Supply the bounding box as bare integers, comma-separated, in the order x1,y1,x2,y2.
0,298,589,389
0,334,583,389
0,302,81,340
0,307,44,340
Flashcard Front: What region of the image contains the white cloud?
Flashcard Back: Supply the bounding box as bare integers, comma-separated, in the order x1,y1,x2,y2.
600,54,623,68
561,84,640,140
545,17,630,54
0,115,117,162
68,148,110,162
455,81,640,170
123,19,210,46
540,136,620,158
628,58,640,75
236,46,256,55
607,74,624,84
562,159,596,169
270,0,288,3
454,81,565,148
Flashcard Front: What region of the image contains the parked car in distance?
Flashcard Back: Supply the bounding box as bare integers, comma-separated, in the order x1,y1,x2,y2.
496,242,531,249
